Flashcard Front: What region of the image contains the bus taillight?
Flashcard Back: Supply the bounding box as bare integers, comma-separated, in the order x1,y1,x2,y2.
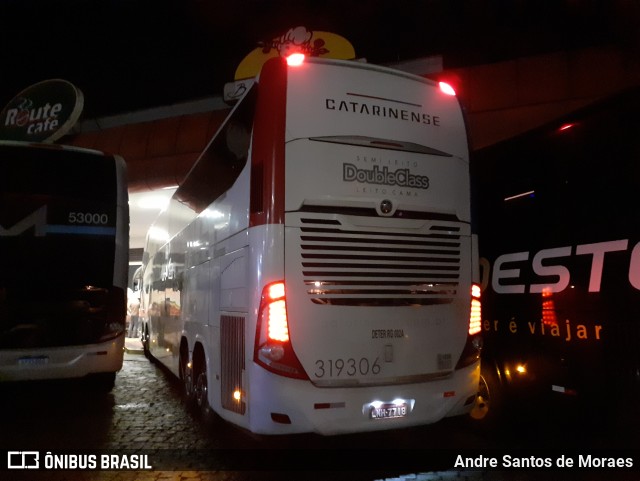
254,281,309,380
266,283,289,342
456,284,483,369
469,283,482,335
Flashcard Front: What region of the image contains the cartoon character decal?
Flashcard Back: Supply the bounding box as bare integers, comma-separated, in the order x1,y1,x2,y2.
234,26,355,81
259,26,330,58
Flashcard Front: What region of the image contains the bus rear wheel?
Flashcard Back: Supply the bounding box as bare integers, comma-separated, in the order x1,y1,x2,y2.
192,347,212,420
194,370,208,412
142,325,153,361
179,349,194,403
470,372,491,420
469,362,502,427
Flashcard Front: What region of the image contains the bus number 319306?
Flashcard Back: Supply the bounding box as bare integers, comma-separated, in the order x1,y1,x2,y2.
314,357,381,378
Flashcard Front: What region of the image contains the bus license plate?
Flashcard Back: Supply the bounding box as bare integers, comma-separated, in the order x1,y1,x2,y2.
370,403,408,420
17,356,50,366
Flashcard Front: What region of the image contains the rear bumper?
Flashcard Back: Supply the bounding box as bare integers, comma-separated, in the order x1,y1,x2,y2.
244,360,479,435
0,334,124,382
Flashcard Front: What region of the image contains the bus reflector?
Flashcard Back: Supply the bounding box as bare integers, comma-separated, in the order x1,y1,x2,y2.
286,53,305,66
439,81,456,96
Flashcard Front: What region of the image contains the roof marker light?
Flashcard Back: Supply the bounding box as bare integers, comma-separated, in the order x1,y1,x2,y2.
286,53,305,67
439,81,456,96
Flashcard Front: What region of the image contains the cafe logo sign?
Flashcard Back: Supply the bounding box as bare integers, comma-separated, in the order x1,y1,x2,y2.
0,79,84,142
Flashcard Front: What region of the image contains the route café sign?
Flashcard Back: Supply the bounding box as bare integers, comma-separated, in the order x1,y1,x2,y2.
0,79,84,142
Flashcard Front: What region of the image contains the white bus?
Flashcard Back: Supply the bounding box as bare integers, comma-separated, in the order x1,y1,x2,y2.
140,56,481,435
0,141,128,391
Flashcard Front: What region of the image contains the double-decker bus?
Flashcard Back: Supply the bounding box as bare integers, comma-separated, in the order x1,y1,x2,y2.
472,86,640,422
140,56,481,435
0,141,128,391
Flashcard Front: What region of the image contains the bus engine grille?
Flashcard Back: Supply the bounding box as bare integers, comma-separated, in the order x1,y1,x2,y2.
297,216,463,307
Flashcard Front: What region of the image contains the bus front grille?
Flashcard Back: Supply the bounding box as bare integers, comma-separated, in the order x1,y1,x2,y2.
297,215,463,307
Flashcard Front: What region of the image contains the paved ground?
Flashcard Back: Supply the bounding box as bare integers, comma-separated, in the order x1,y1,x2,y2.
1,338,638,481
0,339,484,481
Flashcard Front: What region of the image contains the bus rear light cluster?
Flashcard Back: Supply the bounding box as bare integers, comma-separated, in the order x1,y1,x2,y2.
469,283,482,335
265,283,289,342
455,283,483,369
254,281,309,379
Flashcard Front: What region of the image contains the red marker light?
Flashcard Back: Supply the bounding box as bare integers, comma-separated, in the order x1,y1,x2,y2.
286,53,305,66
439,81,456,96
559,123,575,132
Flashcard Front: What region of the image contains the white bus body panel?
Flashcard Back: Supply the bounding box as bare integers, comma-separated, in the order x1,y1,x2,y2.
285,139,470,221
282,61,473,392
146,158,252,378
286,61,468,159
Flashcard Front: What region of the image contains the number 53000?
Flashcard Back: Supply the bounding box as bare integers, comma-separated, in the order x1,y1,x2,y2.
68,212,109,225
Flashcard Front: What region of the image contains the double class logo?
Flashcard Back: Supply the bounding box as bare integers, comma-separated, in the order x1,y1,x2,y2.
343,163,430,189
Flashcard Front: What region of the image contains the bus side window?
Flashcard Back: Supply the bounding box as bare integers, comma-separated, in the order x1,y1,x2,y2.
175,87,256,213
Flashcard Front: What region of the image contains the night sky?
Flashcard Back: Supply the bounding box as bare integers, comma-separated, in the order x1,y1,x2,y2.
1,0,637,119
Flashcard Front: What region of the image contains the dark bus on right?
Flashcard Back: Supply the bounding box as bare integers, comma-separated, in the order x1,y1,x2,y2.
471,86,640,425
